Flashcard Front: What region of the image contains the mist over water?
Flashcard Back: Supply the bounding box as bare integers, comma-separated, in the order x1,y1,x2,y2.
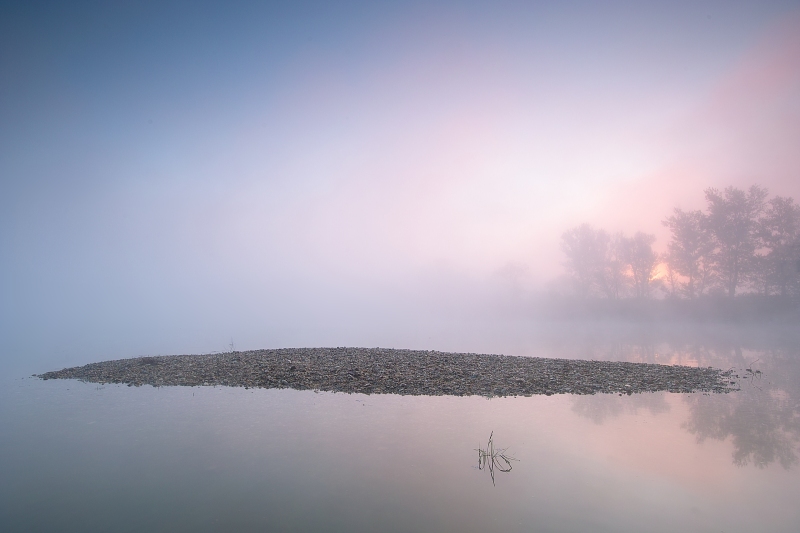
2,2,800,531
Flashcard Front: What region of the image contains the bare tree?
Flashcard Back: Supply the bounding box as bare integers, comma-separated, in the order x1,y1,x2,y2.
662,208,715,298
759,196,800,296
704,185,768,297
623,232,658,299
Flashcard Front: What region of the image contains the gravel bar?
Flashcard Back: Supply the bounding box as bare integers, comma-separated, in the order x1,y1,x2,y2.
38,348,737,396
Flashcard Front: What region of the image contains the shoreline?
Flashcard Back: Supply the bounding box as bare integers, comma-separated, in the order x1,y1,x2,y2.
37,347,738,397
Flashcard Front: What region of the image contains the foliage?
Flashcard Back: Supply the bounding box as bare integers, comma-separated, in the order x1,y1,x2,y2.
560,185,800,300
662,208,715,298
759,196,800,297
704,186,768,297
624,232,659,299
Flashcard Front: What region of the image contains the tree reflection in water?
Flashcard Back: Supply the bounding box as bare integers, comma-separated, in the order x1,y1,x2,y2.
683,348,800,469
562,328,800,469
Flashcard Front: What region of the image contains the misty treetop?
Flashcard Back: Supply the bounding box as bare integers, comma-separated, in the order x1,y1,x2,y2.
561,227,661,299
561,186,800,299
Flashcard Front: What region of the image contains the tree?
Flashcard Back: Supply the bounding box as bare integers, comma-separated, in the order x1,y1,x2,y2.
623,232,658,298
759,196,800,296
660,252,679,298
748,252,771,296
597,232,629,300
704,185,768,297
561,224,607,298
662,208,714,298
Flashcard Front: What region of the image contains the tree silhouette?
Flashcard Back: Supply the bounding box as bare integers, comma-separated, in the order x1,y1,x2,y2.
561,224,608,298
704,186,768,297
597,232,629,300
560,184,799,302
662,209,714,298
759,196,800,296
623,232,658,299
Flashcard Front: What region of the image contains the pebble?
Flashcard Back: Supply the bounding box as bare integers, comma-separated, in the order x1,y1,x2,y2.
37,347,738,396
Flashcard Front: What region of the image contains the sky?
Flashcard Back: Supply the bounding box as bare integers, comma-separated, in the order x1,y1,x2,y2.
2,0,799,372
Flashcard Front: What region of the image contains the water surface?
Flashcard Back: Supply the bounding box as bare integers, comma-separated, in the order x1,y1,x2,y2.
2,330,799,532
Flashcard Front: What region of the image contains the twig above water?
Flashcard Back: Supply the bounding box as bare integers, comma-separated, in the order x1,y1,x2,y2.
476,431,518,486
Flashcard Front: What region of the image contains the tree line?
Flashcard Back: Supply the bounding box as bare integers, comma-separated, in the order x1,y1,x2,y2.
561,186,800,299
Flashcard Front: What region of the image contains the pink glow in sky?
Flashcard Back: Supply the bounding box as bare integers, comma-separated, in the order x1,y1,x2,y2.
220,6,800,283
1,1,799,365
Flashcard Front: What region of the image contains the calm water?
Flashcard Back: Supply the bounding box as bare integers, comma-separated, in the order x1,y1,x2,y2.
2,329,800,532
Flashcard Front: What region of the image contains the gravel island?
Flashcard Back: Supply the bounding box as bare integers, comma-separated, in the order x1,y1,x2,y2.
38,347,737,396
